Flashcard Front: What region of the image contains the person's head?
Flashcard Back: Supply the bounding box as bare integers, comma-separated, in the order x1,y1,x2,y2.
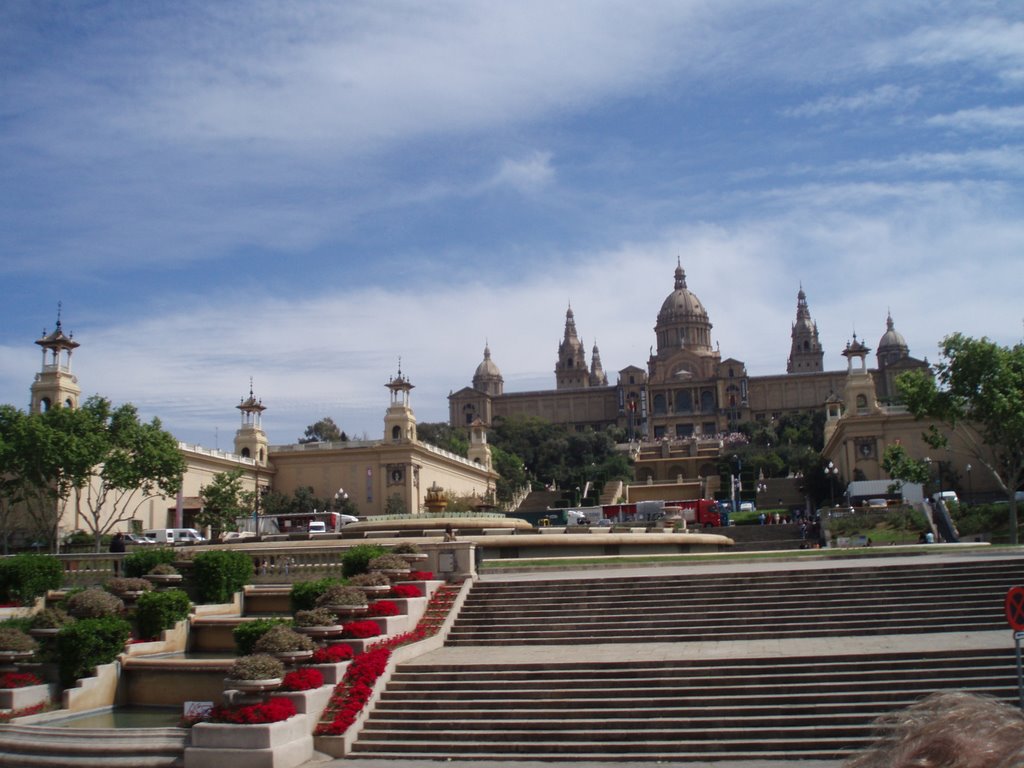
842,691,1024,768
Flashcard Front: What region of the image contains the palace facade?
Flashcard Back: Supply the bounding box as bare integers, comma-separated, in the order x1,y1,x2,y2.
448,260,930,440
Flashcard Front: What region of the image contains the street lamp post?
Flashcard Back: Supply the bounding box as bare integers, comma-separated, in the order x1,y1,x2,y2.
825,461,839,507
965,464,972,507
334,488,348,531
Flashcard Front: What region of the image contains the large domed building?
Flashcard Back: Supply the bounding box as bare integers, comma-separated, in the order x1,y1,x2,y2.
448,260,929,445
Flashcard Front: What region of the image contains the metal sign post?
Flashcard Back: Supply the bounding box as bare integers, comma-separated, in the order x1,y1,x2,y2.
1005,587,1024,709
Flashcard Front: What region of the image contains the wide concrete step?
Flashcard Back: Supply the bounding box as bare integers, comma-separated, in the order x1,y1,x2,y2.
0,725,186,767
352,645,1018,761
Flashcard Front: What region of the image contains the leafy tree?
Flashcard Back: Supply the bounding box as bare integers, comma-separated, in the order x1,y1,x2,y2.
416,422,469,456
299,417,344,444
197,469,247,533
66,397,186,552
384,493,406,515
897,333,1024,545
881,444,931,494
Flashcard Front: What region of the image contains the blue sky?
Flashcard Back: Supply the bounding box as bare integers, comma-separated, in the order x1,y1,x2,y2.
2,1,1022,447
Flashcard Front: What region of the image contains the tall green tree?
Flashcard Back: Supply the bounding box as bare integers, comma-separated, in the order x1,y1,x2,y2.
897,333,1024,545
197,469,247,533
69,397,186,551
299,417,345,444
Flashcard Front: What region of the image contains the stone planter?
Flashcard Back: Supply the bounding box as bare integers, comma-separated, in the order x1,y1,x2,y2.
28,627,61,640
309,660,350,686
0,650,34,670
322,604,368,619
146,573,183,589
0,682,51,711
186,714,313,768
223,677,282,694
272,650,314,666
294,625,345,643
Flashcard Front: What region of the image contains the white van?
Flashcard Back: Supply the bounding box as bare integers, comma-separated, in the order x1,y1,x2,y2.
931,491,959,505
144,528,206,545
307,521,327,535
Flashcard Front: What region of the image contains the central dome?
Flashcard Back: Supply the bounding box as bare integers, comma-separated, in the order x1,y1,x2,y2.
659,262,709,322
654,260,713,355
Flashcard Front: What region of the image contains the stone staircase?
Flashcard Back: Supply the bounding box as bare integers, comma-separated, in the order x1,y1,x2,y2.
349,555,1024,762
444,558,1019,645
722,522,805,551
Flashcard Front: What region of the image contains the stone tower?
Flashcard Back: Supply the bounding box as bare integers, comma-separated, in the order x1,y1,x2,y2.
233,380,269,465
466,417,493,472
30,305,81,414
589,341,608,386
384,363,417,443
555,305,589,390
787,286,824,373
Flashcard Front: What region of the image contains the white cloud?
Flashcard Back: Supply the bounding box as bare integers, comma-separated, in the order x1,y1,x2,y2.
784,84,920,118
927,105,1024,132
488,152,555,193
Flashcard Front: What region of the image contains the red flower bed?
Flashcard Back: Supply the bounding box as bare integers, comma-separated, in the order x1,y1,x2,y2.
281,667,324,691
0,672,42,689
367,599,400,617
316,647,391,735
408,571,433,581
342,619,381,639
390,584,422,599
312,643,354,664
209,697,296,725
316,585,460,737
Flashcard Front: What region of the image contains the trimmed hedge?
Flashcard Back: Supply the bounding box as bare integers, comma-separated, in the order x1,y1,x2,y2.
135,589,192,640
56,616,131,686
0,554,63,606
123,548,177,578
290,577,346,612
191,550,253,604
341,544,388,578
233,617,291,656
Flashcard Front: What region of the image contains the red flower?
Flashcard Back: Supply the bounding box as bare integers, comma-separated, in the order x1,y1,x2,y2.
209,697,296,725
408,571,433,581
281,667,324,691
342,619,381,639
312,644,354,664
390,584,422,599
367,599,400,617
0,672,42,689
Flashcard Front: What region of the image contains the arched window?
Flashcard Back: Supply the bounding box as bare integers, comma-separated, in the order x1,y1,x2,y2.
701,390,715,412
653,394,667,415
40,398,51,412
856,394,868,414
675,391,693,413
241,447,250,458
391,425,401,441
259,448,265,462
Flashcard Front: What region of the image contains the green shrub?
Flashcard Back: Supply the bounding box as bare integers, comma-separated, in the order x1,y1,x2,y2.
0,627,38,652
233,618,290,656
190,550,253,604
953,504,1008,537
368,553,409,572
123,548,177,578
66,588,125,619
290,577,346,612
227,654,284,681
134,589,192,640
252,625,314,653
341,544,387,577
56,616,131,686
0,554,63,606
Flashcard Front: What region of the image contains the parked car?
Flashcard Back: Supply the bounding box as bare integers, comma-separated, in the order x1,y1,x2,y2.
307,521,328,535
126,533,154,545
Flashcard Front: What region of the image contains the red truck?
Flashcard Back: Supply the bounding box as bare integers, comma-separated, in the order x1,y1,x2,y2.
665,498,723,527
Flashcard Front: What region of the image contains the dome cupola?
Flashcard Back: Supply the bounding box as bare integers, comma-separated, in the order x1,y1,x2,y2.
654,258,712,354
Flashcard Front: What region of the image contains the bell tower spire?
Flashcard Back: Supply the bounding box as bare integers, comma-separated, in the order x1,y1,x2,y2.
234,378,269,465
30,303,82,413
556,303,589,390
787,284,824,373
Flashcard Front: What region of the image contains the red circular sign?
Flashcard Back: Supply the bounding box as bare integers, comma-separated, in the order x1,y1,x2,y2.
1006,587,1024,631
